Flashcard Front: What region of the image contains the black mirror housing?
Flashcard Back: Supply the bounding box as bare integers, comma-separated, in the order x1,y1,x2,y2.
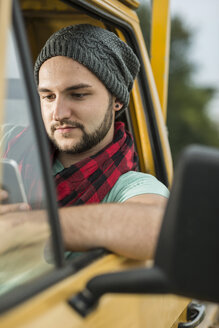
155,145,219,301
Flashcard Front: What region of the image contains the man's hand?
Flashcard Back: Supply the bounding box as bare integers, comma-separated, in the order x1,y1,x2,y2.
0,189,29,214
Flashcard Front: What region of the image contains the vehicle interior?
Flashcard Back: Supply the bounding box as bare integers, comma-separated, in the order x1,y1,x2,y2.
2,1,215,327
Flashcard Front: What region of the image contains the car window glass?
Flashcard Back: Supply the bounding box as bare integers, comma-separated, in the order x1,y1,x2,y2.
0,28,55,297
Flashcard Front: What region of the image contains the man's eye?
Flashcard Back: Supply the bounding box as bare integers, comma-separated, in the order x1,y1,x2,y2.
42,94,55,100
71,93,87,99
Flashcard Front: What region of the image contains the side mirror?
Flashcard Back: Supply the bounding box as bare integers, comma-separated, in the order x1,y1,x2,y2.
69,145,219,317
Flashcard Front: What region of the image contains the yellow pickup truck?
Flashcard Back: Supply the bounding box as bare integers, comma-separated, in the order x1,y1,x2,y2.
1,0,217,327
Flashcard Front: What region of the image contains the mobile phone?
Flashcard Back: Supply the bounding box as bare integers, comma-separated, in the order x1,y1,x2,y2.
0,159,28,204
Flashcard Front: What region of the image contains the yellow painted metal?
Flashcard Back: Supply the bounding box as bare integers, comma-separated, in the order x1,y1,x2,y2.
130,82,156,175
20,0,76,11
128,13,173,182
124,21,173,182
0,0,12,130
119,0,140,9
86,0,139,22
138,295,189,328
150,0,171,121
171,306,187,328
0,0,12,183
20,0,138,21
0,254,189,328
116,29,155,175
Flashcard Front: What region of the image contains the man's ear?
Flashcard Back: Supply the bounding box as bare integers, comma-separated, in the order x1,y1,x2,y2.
114,100,123,112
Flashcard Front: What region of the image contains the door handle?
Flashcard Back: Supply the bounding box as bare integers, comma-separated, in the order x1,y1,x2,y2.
178,302,205,328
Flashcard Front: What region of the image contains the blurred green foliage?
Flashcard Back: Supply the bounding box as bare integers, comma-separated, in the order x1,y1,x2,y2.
136,1,219,164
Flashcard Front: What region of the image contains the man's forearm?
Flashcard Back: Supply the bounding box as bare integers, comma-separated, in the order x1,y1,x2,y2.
59,195,167,261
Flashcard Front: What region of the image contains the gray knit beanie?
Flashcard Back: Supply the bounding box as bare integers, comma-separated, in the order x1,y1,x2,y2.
34,24,140,109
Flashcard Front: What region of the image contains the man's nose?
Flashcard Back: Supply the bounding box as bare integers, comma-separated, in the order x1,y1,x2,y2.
53,96,71,121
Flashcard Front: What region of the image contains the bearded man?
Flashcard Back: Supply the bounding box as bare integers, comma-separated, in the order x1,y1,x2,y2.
2,24,169,260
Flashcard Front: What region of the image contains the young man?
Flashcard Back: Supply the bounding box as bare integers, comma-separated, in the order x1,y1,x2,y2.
2,24,169,260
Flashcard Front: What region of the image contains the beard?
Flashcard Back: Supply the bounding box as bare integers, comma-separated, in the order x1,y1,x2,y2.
49,95,114,154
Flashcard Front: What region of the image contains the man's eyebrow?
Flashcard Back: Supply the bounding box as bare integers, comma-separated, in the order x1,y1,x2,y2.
65,84,92,92
38,87,51,93
38,84,92,93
